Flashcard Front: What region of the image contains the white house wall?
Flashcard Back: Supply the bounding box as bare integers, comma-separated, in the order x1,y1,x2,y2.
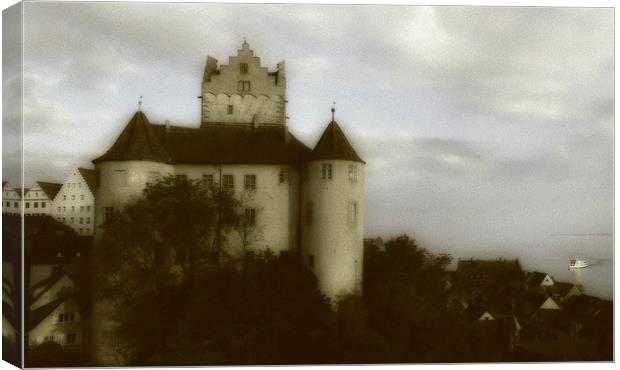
2,183,21,215
24,183,53,216
28,298,83,351
51,169,96,236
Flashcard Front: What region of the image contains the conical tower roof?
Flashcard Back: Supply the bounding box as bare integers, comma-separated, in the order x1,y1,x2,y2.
93,111,171,163
309,120,364,163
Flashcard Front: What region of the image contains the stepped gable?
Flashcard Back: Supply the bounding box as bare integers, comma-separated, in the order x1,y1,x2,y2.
150,124,310,164
78,168,97,193
309,120,364,163
93,111,172,163
37,182,62,199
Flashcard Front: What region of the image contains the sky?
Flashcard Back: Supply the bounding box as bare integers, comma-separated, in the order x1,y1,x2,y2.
2,3,614,264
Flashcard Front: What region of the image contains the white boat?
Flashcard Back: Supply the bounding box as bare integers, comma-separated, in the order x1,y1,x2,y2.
568,258,591,270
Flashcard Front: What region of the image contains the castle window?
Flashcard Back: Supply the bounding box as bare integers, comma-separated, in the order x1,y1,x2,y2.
240,62,248,74
71,206,75,212
237,80,251,92
227,105,233,114
308,255,314,268
349,201,358,223
279,168,289,183
349,165,357,183
34,202,38,208
87,205,91,211
244,208,256,225
80,206,84,212
322,163,333,180
80,217,83,224
104,207,115,223
244,175,256,190
115,170,128,187
59,313,64,322
305,202,313,224
86,217,91,224
63,206,66,212
223,175,234,190
66,333,76,344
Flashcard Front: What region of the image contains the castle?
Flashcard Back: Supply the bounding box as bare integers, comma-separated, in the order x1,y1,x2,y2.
93,41,366,301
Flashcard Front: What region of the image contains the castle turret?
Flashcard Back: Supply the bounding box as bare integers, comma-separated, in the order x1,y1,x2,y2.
201,40,286,127
301,108,365,302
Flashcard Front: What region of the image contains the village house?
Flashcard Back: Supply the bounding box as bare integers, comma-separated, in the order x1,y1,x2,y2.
50,168,97,236
23,181,62,216
2,182,21,215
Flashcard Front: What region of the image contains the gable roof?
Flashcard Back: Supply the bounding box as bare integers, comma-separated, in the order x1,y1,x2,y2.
527,272,550,286
93,111,172,164
546,282,581,297
36,182,62,199
78,168,97,193
309,120,364,163
27,298,63,333
455,259,523,289
93,111,311,165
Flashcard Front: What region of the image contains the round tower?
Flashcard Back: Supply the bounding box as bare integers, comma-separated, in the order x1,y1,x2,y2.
301,108,365,302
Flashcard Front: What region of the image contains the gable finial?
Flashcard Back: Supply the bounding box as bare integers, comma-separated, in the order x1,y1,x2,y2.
331,101,336,121
138,95,143,111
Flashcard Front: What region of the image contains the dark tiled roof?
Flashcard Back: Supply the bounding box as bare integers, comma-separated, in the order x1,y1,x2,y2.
546,282,581,297
36,182,62,199
93,111,172,163
151,124,310,164
78,168,97,193
93,111,311,165
309,121,364,163
527,271,548,285
28,298,63,332
455,259,523,289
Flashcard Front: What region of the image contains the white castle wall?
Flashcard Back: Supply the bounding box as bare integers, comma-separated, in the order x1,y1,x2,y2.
301,160,365,302
202,93,284,127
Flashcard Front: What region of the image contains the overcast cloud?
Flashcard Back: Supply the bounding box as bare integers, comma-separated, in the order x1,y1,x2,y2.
5,3,613,278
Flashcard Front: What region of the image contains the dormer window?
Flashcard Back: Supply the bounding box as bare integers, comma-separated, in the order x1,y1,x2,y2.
240,63,248,74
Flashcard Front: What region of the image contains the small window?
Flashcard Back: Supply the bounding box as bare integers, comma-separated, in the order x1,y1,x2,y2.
14,202,18,208
63,195,66,200
63,206,66,212
86,217,90,224
66,333,76,344
237,80,251,92
227,105,233,114
79,228,83,234
104,207,114,223
57,207,61,212
244,175,256,190
279,168,289,183
244,208,256,225
349,164,357,183
80,206,84,212
80,194,84,200
71,206,75,212
34,202,39,208
349,202,358,223
79,217,83,224
70,217,74,224
305,202,313,224
71,195,75,201
4,201,9,207
41,202,46,208
223,175,234,190
59,313,64,322
322,163,333,180
240,62,248,74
